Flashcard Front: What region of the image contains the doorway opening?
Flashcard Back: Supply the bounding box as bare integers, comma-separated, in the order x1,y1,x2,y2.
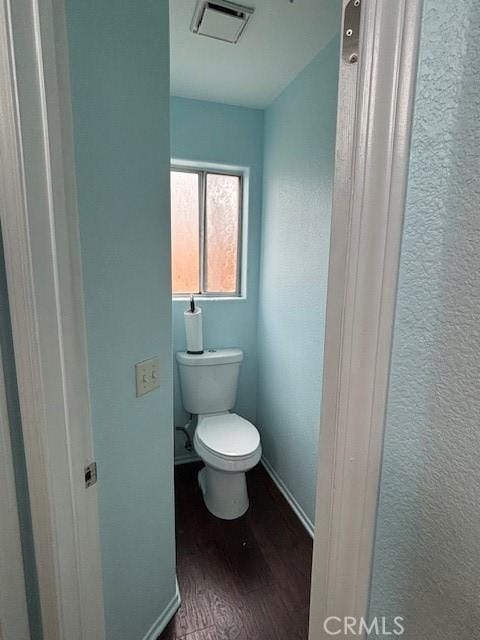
164,1,341,637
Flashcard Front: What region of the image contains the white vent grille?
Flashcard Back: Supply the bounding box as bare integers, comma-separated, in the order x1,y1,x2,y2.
190,1,254,44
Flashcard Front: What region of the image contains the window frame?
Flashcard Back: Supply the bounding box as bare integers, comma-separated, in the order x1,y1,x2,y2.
170,164,244,298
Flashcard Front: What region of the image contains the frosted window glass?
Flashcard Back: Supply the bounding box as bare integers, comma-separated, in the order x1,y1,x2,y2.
170,171,200,294
205,173,240,293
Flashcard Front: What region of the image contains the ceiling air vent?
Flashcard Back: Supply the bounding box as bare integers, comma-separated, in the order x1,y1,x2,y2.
190,0,255,44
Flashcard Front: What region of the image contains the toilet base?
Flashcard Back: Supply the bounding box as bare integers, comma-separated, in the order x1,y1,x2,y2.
198,465,249,520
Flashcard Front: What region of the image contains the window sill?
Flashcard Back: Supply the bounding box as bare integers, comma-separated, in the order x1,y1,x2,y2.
173,296,246,302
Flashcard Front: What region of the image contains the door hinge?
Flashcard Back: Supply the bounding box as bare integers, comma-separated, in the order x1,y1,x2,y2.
84,462,97,488
343,0,361,64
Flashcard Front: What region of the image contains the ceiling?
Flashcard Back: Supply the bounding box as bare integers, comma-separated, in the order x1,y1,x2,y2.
169,0,340,109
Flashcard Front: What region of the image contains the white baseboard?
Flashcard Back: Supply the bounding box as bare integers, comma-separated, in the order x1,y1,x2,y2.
261,456,314,539
142,578,181,640
174,453,200,466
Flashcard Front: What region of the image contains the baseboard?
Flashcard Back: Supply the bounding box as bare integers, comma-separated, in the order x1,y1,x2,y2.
261,456,314,539
142,578,181,640
174,453,200,466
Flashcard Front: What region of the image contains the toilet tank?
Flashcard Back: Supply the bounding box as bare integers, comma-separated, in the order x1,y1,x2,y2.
176,348,243,415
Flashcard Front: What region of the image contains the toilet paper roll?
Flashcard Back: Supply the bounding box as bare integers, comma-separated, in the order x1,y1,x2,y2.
184,307,203,354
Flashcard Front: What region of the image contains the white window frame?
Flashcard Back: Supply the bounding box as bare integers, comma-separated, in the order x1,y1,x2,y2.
170,163,246,299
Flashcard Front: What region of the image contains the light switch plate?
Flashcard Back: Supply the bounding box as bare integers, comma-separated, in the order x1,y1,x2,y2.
135,357,160,397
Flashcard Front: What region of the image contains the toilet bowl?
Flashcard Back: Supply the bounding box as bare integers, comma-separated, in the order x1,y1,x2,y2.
194,412,261,519
176,348,262,520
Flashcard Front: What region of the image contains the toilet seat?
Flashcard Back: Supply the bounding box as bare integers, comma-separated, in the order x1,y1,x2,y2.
197,413,260,457
194,413,261,472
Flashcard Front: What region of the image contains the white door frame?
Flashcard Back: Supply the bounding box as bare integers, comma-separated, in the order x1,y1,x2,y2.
309,0,423,638
0,0,105,639
0,345,30,640
0,0,422,638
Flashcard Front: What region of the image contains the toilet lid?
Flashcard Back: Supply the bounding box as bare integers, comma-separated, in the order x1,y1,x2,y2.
197,414,260,458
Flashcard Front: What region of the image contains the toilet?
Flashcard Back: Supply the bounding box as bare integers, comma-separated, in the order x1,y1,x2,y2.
176,348,261,520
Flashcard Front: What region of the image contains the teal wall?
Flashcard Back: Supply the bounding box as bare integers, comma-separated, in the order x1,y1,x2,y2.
0,234,42,639
170,97,264,458
256,35,340,525
65,2,176,639
369,1,480,637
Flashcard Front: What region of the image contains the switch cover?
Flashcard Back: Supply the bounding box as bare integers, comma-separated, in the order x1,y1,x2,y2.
135,357,160,397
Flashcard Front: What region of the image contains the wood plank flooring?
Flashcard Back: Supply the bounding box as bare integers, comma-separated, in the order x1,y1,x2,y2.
159,462,313,640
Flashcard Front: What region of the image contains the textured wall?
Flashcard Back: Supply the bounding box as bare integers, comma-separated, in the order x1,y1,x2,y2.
369,2,480,637
66,3,176,639
256,34,340,525
0,235,41,639
170,97,264,459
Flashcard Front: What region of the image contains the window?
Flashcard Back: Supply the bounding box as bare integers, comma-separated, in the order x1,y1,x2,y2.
170,167,243,296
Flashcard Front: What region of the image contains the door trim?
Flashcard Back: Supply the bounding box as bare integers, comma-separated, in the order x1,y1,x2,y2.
0,346,30,639
0,0,105,638
309,1,423,637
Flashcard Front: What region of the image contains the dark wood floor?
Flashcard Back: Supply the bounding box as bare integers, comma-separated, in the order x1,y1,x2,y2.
159,461,313,640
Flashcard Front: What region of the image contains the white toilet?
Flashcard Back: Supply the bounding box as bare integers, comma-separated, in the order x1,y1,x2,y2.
176,348,261,520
